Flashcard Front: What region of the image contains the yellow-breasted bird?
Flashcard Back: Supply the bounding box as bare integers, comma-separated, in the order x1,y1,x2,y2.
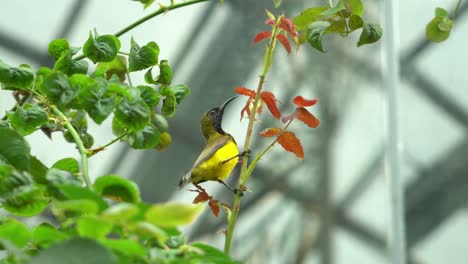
178,97,243,193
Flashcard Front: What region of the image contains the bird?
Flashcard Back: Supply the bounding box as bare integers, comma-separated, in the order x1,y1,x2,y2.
178,96,244,194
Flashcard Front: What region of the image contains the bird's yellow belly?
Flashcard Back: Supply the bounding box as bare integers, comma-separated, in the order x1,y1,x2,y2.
191,141,239,183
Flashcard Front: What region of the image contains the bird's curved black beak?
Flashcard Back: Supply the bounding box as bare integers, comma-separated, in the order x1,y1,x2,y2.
219,96,237,114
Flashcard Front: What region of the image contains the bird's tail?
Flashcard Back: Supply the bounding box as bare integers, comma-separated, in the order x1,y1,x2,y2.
178,172,191,190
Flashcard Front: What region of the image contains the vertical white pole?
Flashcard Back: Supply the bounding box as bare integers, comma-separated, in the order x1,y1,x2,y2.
384,0,406,263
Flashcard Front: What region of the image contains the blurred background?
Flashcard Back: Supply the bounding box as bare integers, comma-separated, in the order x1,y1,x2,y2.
1,0,467,263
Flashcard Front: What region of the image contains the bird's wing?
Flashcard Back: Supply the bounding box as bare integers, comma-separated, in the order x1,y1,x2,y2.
191,136,231,170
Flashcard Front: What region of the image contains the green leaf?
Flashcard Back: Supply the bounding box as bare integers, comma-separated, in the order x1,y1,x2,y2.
100,239,147,258
52,158,79,174
131,222,168,244
348,14,363,31
426,8,453,43
55,184,108,211
32,224,69,248
144,67,158,85
320,0,345,16
0,165,33,194
39,71,77,109
94,174,141,203
190,242,242,263
347,0,364,16
6,104,48,136
97,55,127,82
128,123,160,149
0,60,34,89
29,238,118,264
325,19,347,35
157,60,173,85
293,6,328,31
151,114,169,132
357,23,383,46
161,94,176,118
170,84,191,104
2,185,49,216
73,74,116,124
29,156,49,184
53,50,88,76
0,127,31,171
307,21,331,53
83,31,121,63
48,39,70,60
77,215,113,239
138,85,160,108
435,7,449,18
145,203,203,228
52,199,100,216
128,38,159,72
114,97,151,132
46,168,82,187
101,203,139,223
0,218,31,248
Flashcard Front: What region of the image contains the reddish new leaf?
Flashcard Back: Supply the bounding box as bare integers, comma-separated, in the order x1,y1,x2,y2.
279,16,297,38
293,96,317,107
208,199,220,217
260,91,281,119
278,131,304,159
192,191,210,204
277,34,291,54
265,18,275,25
253,31,272,45
296,107,320,128
235,86,256,98
240,101,251,120
259,127,282,137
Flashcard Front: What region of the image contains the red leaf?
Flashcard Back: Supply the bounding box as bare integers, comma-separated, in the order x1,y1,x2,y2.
276,34,291,54
259,127,282,137
293,96,317,107
278,132,304,159
208,199,220,217
296,107,320,128
260,91,281,119
234,86,256,98
240,101,251,120
279,16,297,38
253,31,272,45
265,18,275,25
193,192,210,203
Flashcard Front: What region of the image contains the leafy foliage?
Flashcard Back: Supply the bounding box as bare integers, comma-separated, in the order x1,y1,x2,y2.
0,1,383,262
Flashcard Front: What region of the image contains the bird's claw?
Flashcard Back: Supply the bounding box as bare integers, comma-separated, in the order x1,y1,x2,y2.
234,188,244,196
240,149,251,158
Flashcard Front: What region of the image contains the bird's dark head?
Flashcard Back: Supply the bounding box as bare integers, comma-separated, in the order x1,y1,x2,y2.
201,96,237,138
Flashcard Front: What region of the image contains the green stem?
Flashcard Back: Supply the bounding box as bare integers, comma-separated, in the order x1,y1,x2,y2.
454,0,462,19
224,16,283,256
88,131,128,157
114,0,208,37
75,0,208,60
328,0,333,8
246,119,293,178
51,106,92,189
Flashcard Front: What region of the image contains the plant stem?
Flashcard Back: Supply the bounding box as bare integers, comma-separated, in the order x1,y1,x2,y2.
88,131,128,157
114,0,208,37
224,16,282,256
75,0,208,60
51,106,92,189
246,119,293,178
454,0,462,18
328,0,334,8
